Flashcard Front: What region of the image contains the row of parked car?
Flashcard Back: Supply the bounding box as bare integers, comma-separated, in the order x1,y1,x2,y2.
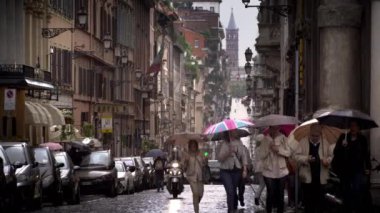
0,142,158,211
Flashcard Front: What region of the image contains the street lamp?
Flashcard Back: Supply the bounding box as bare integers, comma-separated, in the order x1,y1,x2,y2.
245,48,253,62
244,62,252,75
121,54,128,64
42,8,88,38
103,33,112,49
77,7,88,26
241,0,291,17
135,69,142,80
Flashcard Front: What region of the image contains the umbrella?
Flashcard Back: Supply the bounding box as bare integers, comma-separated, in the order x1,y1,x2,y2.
203,118,254,135
82,137,102,148
145,149,166,158
40,142,63,151
208,128,251,141
166,133,207,146
263,124,296,137
289,119,342,144
255,114,299,127
316,109,378,130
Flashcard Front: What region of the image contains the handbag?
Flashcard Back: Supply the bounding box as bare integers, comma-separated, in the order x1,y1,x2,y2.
286,157,297,174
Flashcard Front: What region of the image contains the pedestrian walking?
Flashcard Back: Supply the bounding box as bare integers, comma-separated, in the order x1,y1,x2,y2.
332,121,372,212
259,126,291,213
294,124,334,213
154,156,165,192
182,140,205,213
237,140,251,207
253,134,266,206
217,130,248,213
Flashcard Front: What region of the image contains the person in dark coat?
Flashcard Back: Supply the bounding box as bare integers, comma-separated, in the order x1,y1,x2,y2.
332,121,372,212
154,156,165,192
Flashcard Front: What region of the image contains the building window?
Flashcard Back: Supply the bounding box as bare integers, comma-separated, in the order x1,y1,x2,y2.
50,0,73,19
210,7,215,12
195,6,203,10
194,40,200,48
51,47,72,86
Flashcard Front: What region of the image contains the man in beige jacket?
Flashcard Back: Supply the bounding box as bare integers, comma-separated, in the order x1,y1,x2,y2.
294,124,334,213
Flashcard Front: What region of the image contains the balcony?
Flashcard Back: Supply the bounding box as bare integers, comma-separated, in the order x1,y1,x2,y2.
0,64,55,89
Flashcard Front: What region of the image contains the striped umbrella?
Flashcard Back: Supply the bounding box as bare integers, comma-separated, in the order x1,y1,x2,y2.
203,119,254,135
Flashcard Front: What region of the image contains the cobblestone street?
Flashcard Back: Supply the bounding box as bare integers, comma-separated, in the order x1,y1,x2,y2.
32,184,266,213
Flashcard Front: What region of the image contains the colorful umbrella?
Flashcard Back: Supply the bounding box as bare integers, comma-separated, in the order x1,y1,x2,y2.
40,142,63,151
203,118,254,135
263,124,296,137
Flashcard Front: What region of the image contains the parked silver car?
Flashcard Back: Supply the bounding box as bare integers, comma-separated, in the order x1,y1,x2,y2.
114,160,135,194
115,157,143,191
208,160,221,181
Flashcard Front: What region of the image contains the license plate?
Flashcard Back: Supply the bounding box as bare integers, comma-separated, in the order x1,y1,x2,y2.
172,177,179,182
81,181,92,186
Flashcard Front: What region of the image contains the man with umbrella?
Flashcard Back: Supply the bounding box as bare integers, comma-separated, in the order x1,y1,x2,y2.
294,124,334,213
332,120,371,212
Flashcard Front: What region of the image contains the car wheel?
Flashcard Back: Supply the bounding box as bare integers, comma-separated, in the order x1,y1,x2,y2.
116,182,125,195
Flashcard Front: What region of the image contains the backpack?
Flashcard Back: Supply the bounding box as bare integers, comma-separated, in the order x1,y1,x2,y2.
155,160,163,170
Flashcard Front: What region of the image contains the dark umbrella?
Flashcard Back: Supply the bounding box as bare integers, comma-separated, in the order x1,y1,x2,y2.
316,109,378,130
145,149,166,158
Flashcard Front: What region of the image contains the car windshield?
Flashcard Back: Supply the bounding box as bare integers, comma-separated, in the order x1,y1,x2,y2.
80,152,109,167
123,159,134,167
0,149,8,165
4,146,26,165
115,162,125,172
54,155,68,169
34,149,50,166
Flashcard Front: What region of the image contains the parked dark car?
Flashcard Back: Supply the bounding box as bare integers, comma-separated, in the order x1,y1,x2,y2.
77,150,117,197
1,142,43,209
143,157,155,188
133,156,151,189
115,157,143,191
54,151,80,204
34,147,64,205
0,145,17,210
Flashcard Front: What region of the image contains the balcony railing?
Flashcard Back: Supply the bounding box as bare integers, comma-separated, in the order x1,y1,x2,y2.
0,64,52,82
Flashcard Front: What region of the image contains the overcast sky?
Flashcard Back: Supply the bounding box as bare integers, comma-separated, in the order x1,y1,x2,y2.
220,0,260,66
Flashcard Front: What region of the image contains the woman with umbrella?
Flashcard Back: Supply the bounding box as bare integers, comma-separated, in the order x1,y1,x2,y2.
216,130,248,213
259,126,291,213
332,120,371,212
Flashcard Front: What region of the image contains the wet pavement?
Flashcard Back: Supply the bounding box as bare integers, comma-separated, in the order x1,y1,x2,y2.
32,184,267,213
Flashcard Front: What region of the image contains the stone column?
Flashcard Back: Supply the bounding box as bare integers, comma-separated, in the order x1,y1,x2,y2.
371,1,380,184
318,0,362,109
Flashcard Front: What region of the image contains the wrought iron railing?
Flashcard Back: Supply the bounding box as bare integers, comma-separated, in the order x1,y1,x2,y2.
0,64,52,83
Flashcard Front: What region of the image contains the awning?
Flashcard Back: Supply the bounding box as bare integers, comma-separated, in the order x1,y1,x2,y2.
42,103,65,125
0,78,55,90
33,103,54,125
25,102,41,125
26,101,51,126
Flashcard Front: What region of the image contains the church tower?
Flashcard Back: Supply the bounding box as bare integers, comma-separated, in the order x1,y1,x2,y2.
226,8,239,80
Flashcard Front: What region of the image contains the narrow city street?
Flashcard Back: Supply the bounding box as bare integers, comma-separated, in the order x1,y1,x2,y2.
33,185,264,213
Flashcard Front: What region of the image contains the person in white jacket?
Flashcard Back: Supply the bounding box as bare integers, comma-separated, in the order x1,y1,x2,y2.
294,124,334,213
260,126,291,213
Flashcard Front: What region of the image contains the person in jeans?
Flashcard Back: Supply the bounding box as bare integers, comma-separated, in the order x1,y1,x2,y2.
154,156,165,192
237,141,251,207
217,130,248,213
294,124,334,213
182,140,206,213
260,126,291,213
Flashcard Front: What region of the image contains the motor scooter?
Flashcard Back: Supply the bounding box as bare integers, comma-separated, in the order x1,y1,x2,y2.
166,160,184,199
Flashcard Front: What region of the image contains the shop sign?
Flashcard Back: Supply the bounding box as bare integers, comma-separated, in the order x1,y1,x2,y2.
101,116,113,133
